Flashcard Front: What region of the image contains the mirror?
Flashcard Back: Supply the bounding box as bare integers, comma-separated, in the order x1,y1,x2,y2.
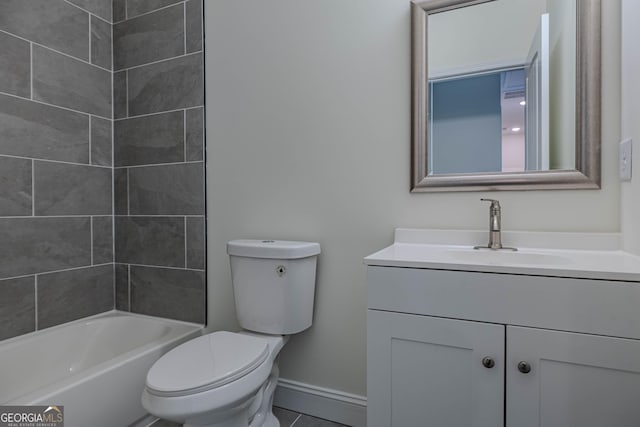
411,0,601,192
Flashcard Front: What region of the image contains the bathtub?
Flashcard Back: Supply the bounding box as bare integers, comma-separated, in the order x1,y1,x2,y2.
0,311,202,427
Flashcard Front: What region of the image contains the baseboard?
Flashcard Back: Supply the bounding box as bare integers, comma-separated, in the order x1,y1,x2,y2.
273,379,367,427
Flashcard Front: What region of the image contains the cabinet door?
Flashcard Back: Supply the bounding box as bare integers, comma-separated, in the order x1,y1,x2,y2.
507,326,640,427
367,310,504,427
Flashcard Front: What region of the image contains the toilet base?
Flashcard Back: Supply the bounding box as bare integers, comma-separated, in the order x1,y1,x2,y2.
183,359,281,427
261,412,280,427
248,359,280,427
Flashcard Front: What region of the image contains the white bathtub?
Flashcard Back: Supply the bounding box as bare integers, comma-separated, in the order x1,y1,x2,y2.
0,311,202,427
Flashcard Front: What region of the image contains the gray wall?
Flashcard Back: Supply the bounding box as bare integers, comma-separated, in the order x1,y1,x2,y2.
0,0,114,341
112,0,206,324
0,0,206,341
430,74,502,174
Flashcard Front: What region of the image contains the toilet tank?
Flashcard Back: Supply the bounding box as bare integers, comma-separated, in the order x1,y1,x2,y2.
227,240,321,335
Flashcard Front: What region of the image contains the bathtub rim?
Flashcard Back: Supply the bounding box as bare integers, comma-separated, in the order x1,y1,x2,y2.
1,309,204,349
3,309,204,405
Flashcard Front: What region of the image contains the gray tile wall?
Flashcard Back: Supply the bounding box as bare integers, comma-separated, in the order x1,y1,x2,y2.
113,0,205,324
0,0,205,341
0,0,115,341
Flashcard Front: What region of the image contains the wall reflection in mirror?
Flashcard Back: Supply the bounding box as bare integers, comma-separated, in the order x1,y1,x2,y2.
426,0,576,176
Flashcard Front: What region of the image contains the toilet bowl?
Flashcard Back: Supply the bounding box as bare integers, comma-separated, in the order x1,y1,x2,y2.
142,331,287,427
142,240,320,427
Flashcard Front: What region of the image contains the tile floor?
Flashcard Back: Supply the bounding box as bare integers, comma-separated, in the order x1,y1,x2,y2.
148,407,350,427
273,407,350,427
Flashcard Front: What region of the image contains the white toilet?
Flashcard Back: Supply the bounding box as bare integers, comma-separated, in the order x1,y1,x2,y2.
141,239,320,427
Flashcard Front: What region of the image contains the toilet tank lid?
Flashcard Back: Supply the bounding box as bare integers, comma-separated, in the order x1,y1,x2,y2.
227,239,320,259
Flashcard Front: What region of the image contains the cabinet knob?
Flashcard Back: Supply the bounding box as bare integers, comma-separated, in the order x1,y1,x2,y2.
482,357,495,369
517,361,532,374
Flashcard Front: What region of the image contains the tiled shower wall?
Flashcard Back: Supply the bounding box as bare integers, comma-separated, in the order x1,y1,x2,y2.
0,0,114,340
0,0,206,341
112,0,206,324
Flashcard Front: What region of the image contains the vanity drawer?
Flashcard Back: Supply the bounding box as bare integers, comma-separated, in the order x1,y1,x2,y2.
367,266,640,340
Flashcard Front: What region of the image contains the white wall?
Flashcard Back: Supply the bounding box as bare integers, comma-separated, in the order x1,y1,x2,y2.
621,0,640,255
204,0,621,397
547,0,577,170
502,133,525,172
428,0,547,77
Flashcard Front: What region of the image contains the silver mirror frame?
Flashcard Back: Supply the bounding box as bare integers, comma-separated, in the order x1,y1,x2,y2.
411,0,601,192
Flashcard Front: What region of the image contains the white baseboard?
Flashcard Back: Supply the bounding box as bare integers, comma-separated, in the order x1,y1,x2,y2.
273,379,367,427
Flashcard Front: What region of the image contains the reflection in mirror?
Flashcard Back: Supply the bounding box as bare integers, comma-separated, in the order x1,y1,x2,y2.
427,0,574,175
411,0,601,192
429,68,528,174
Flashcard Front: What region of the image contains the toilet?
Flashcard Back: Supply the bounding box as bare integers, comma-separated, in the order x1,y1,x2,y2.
141,239,321,427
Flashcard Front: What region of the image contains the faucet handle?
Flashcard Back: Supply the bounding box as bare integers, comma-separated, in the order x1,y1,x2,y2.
480,198,501,209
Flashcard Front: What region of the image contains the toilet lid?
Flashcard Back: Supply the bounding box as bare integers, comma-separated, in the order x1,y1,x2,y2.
146,331,270,396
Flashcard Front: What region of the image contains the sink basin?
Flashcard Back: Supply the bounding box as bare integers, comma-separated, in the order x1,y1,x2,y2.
444,249,571,266
363,229,640,281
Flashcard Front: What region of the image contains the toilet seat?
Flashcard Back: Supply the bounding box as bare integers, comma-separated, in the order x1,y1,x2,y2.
146,331,270,397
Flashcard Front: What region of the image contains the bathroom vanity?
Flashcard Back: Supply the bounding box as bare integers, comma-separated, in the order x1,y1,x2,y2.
365,229,640,427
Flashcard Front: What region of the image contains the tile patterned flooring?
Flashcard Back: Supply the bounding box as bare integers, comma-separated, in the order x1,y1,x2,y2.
148,407,350,427
273,407,350,427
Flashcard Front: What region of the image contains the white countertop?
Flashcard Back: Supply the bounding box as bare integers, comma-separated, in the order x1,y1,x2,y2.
364,229,640,281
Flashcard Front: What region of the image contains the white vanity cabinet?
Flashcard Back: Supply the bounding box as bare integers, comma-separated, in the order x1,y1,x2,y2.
506,326,640,427
368,310,505,427
366,266,640,427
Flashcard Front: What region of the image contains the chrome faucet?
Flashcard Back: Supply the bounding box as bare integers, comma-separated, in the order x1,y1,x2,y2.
474,199,517,251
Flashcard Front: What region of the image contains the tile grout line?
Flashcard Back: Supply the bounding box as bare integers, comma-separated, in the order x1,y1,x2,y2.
1,214,112,219
114,160,204,170
113,215,205,218
125,1,187,22
126,168,130,215
290,414,302,426
125,70,129,118
112,263,116,311
183,1,187,55
116,49,202,73
115,106,200,121
34,276,38,331
127,264,131,311
31,160,35,217
111,15,116,310
0,90,110,121
184,217,188,268
88,12,92,64
0,153,111,170
1,263,114,283
62,0,112,25
90,217,94,265
29,43,33,100
0,29,112,74
184,109,187,160
89,116,93,164
125,262,205,272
